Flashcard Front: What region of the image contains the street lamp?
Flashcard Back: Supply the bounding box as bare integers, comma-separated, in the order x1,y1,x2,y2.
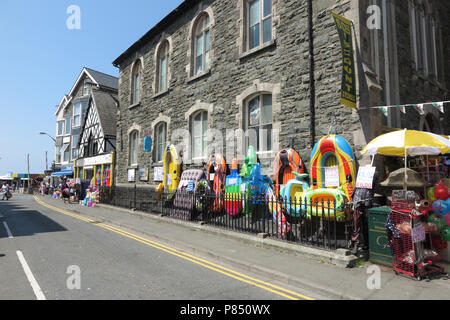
39,132,56,142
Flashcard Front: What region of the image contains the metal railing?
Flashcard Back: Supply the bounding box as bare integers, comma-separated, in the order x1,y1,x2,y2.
98,186,353,251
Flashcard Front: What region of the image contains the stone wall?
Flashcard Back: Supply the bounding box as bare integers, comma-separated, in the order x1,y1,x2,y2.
115,0,449,187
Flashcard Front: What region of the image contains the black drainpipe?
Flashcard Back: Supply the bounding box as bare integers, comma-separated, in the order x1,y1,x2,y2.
307,0,316,149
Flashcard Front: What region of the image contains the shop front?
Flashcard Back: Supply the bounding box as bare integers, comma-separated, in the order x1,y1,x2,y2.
75,152,114,188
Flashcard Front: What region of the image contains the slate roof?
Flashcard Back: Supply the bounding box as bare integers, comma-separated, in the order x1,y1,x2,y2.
85,68,119,90
91,91,118,138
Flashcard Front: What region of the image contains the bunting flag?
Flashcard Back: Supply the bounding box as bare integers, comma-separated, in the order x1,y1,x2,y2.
413,104,425,115
379,107,388,117
360,101,449,117
432,102,444,113
395,105,406,114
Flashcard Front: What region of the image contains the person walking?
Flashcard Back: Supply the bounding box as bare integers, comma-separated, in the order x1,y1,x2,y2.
1,182,10,201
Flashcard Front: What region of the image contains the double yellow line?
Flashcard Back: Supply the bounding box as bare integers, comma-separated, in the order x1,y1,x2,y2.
33,196,314,300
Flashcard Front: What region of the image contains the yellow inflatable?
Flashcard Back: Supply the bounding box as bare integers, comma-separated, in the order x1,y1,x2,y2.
156,145,181,198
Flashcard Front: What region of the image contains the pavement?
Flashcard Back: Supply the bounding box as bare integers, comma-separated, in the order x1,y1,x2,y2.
30,194,450,300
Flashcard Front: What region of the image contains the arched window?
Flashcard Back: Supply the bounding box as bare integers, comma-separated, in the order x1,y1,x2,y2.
131,60,142,105
245,94,272,152
157,41,169,93
247,0,272,50
154,122,167,163
193,13,211,75
129,130,139,165
191,110,208,159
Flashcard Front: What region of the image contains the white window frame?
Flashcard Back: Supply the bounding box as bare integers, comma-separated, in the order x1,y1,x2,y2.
57,121,64,137
65,116,71,135
247,0,272,51
155,122,167,163
157,41,169,93
194,13,211,75
129,130,139,166
191,110,208,160
131,60,142,105
245,94,272,153
61,144,70,163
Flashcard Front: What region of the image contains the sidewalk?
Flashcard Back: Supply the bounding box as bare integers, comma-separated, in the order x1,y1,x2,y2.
35,194,450,300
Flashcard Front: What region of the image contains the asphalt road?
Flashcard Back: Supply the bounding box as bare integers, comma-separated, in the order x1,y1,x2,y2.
0,194,319,300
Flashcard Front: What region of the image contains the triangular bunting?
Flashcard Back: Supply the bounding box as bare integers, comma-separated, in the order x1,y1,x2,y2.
432,102,444,113
379,107,388,117
413,104,425,115
395,105,406,114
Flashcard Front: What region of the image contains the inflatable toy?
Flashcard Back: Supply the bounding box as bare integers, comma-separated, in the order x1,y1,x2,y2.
428,214,446,236
427,187,436,201
444,214,450,227
442,226,450,242
280,172,309,217
194,179,212,212
224,158,243,216
244,163,290,235
156,145,181,199
310,135,356,200
303,186,350,221
207,153,227,211
431,199,450,217
435,181,449,201
170,169,205,220
272,148,305,197
240,146,259,215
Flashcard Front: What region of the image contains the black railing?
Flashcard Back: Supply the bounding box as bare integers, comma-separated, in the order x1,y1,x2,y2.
98,186,353,251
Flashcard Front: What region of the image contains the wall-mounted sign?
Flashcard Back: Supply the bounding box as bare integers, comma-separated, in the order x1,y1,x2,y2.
154,167,163,182
128,169,135,182
139,168,149,181
143,136,153,153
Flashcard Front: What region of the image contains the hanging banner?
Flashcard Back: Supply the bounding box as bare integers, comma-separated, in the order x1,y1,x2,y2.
332,12,356,109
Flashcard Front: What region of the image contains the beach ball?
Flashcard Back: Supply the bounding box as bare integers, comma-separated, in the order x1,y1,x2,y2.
432,236,448,250
427,187,436,201
443,226,450,242
435,183,449,201
432,200,450,217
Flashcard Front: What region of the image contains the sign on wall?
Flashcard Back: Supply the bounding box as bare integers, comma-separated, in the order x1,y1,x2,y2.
139,168,149,181
154,167,163,182
128,169,135,182
332,12,357,109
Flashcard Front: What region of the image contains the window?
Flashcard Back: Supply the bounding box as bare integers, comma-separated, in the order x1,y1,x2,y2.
72,135,79,160
62,144,70,162
155,122,167,163
57,121,64,136
73,102,87,128
191,111,208,159
129,130,139,165
65,116,71,135
157,41,169,93
248,0,272,50
245,94,272,152
409,0,444,82
83,86,89,96
131,60,142,105
193,13,211,75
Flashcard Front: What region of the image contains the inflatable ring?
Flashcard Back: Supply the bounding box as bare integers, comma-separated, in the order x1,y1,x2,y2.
304,187,350,221
280,172,310,217
310,135,356,200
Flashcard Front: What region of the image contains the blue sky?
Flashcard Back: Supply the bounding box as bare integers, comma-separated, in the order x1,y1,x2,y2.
0,0,183,174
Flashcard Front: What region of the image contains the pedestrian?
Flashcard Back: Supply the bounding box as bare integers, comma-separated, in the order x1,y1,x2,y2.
1,182,10,201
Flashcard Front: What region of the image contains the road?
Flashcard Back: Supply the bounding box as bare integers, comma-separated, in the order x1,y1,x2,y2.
0,194,320,300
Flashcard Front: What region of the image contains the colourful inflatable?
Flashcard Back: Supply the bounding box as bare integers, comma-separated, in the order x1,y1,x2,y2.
240,146,258,215
156,145,181,199
280,172,310,217
310,134,356,200
224,158,243,216
304,186,349,221
272,148,305,198
207,153,227,211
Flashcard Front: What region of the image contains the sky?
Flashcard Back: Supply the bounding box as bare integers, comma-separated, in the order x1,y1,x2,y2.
0,0,183,175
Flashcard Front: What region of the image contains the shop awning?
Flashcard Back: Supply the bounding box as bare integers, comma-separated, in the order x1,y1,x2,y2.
51,170,74,177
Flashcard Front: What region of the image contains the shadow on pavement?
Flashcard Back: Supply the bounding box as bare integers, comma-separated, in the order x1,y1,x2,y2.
0,199,67,238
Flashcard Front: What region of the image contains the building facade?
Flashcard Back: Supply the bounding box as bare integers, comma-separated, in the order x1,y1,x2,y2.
53,68,118,177
112,0,449,187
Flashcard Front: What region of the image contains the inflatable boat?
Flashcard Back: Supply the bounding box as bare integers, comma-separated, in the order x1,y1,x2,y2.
280,172,310,217
156,144,181,199
273,148,305,197
207,153,227,211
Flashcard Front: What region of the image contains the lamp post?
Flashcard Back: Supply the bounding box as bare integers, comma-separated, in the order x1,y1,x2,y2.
39,132,56,142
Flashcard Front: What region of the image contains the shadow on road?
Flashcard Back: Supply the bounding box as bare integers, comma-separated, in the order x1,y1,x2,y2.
0,199,67,238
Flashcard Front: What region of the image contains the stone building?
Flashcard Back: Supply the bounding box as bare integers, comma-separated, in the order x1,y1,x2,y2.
112,0,449,187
